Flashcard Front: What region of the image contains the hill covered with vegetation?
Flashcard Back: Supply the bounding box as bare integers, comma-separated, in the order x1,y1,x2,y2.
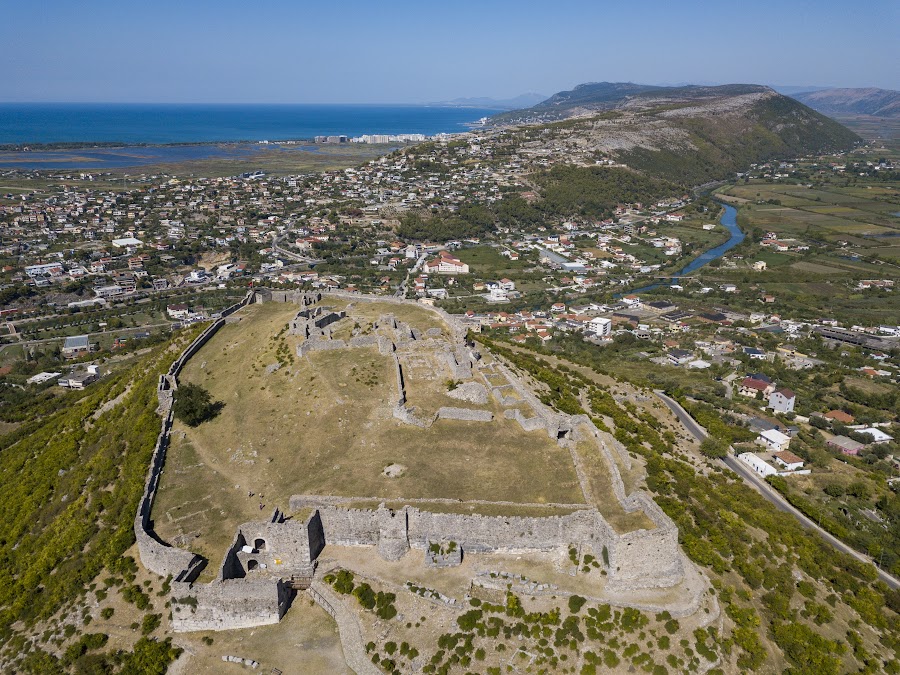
485,81,860,186
0,335,196,673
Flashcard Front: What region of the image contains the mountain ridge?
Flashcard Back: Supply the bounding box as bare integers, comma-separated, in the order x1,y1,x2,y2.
790,87,900,118
484,81,861,185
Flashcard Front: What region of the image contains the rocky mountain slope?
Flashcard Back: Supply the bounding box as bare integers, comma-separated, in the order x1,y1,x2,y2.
791,87,900,118
488,82,861,184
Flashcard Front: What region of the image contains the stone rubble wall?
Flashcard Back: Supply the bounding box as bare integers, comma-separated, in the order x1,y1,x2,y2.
435,407,493,423
446,381,488,404
393,354,406,406
491,384,521,407
135,291,253,582
425,543,463,568
170,578,291,633
288,305,346,339
503,408,548,432
297,338,347,357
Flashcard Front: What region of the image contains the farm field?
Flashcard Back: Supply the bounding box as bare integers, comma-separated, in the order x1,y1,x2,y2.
721,180,899,257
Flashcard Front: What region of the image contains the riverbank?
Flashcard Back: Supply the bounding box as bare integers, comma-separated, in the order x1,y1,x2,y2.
622,202,744,296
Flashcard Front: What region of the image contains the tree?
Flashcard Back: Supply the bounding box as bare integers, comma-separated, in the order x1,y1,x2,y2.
700,436,729,459
172,383,223,427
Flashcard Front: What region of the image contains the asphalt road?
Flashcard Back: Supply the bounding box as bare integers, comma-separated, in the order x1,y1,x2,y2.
653,390,899,591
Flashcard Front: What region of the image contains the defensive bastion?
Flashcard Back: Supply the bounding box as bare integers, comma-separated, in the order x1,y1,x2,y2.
136,289,685,633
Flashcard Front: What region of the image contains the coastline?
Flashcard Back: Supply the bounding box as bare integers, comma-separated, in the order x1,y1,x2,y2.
0,102,494,148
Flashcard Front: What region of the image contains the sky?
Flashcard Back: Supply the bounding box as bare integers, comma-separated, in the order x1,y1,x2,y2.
1,0,897,103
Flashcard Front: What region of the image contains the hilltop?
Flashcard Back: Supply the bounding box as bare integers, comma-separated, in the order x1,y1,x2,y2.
487,81,861,184
791,87,900,119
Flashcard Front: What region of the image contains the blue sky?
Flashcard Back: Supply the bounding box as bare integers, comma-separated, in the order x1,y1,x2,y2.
2,0,897,103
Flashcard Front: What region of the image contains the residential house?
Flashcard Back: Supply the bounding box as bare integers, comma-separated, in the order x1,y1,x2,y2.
824,410,855,424
167,304,191,319
667,349,694,366
738,452,778,477
772,450,805,472
826,435,865,456
856,428,894,444
62,335,91,359
758,429,791,452
768,388,796,414
423,251,469,275
739,376,775,398
582,317,609,337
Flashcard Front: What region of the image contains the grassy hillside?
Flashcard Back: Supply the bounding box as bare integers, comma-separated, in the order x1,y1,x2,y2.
620,96,861,184
0,333,197,672
479,339,900,674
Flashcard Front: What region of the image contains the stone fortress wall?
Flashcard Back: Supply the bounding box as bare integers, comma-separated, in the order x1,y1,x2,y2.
136,289,685,633
135,290,254,583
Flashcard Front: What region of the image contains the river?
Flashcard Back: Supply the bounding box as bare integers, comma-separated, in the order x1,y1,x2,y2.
624,202,744,295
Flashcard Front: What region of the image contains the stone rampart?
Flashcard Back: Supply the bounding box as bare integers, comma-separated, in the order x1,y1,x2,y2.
435,407,493,423
393,354,406,406
316,503,607,557
254,289,322,306
170,578,291,632
608,492,683,590
135,292,252,582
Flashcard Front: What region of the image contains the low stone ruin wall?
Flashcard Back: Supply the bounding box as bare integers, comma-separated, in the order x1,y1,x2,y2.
503,408,547,432
435,407,493,422
170,578,291,632
135,291,253,583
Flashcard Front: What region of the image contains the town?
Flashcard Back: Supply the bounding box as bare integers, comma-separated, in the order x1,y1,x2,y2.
1,95,898,675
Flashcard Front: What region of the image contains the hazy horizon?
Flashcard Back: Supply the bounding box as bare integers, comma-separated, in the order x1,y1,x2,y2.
2,0,897,104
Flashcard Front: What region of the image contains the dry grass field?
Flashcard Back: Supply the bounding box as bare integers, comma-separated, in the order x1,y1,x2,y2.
154,301,588,568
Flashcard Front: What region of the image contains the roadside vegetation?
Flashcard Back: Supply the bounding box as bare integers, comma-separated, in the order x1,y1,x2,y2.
476,338,899,673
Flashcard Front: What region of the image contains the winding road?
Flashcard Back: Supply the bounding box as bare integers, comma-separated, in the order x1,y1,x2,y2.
653,390,899,591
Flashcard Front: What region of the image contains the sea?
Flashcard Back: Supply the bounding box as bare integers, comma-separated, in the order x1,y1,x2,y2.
0,103,498,170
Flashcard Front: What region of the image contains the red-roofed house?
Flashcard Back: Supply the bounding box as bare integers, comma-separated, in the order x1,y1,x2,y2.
740,376,775,398
825,410,854,424
423,251,469,275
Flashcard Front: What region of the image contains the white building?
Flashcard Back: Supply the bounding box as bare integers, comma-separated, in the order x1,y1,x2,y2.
772,450,805,472
738,452,778,477
856,428,894,444
488,287,509,302
111,237,143,249
423,251,469,275
757,428,791,452
768,388,796,414
589,317,612,337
